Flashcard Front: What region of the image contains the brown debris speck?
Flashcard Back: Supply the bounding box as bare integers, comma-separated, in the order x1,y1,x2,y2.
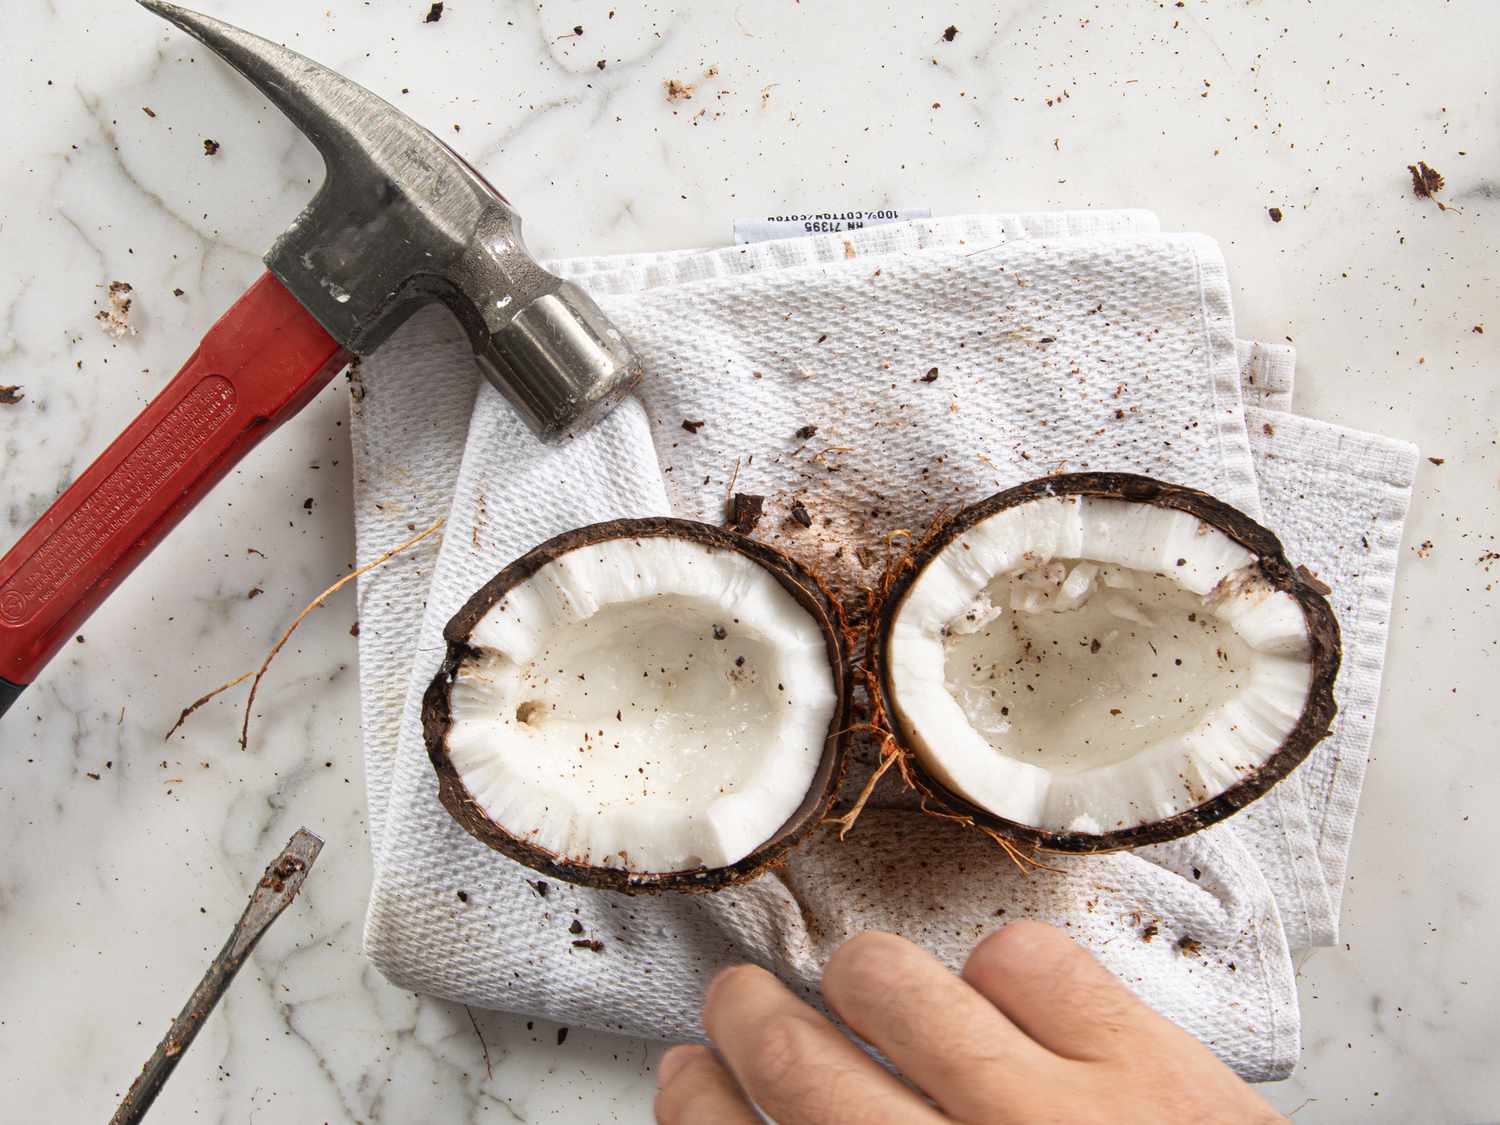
259,853,306,894
1408,161,1449,209
921,367,939,383
1427,456,1445,466
568,918,584,934
96,281,137,338
1262,422,1275,436
527,879,549,898
596,59,607,70
0,385,22,406
202,138,220,156
1175,935,1202,957
1141,922,1159,943
795,424,819,440
572,939,605,952
728,493,765,535
1416,539,1435,558
665,78,696,102
1267,207,1283,223
942,24,959,41
790,500,813,528
1408,161,1444,197
142,106,156,118
681,418,705,434
423,2,444,22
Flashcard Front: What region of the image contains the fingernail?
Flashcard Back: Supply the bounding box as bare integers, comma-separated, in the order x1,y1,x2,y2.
656,1045,695,1089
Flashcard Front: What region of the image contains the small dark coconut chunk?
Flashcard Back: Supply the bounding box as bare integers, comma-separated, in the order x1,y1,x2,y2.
876,473,1340,852
424,518,849,893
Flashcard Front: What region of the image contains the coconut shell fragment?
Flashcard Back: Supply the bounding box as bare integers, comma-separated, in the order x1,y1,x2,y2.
873,472,1341,854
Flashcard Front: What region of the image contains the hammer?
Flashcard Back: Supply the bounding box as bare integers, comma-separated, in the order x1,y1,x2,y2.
0,2,642,719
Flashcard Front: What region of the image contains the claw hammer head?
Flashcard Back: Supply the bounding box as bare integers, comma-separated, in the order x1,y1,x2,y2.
139,1,642,442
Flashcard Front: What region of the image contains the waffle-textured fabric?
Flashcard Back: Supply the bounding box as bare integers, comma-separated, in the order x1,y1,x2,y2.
349,213,1415,1081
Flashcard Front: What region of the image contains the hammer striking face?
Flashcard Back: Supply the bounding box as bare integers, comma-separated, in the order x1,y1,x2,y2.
0,3,642,718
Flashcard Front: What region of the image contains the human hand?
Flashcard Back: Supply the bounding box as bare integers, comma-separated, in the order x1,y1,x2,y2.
654,920,1284,1124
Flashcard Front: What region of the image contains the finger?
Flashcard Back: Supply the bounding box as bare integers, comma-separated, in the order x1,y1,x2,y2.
703,963,946,1125
962,920,1176,1062
821,930,1064,1122
653,1045,761,1125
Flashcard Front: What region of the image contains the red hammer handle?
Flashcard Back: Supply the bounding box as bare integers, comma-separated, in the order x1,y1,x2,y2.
0,272,349,711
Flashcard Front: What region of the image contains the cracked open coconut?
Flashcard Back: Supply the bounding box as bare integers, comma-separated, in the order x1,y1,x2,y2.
875,473,1340,852
423,518,849,893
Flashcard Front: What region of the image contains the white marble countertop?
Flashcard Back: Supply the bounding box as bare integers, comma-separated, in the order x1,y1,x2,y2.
2,1,1494,1121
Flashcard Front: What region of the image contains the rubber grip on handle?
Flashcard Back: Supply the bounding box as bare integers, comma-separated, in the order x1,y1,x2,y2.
0,272,349,696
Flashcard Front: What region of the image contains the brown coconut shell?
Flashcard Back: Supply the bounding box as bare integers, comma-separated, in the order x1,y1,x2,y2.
872,472,1342,854
423,517,851,894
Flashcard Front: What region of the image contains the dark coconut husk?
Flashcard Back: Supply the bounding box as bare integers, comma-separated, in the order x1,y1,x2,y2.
423,517,851,894
871,472,1342,856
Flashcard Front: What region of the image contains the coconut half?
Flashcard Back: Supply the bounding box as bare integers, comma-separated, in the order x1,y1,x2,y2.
423,518,849,893
876,473,1340,852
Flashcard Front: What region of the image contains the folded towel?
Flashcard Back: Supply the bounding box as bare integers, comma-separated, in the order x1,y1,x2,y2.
349,213,1414,1081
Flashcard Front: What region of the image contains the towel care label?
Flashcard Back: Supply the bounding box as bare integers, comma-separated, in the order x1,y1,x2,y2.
733,207,931,244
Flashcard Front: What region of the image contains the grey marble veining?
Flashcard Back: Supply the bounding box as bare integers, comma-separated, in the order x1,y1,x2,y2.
0,2,1495,1121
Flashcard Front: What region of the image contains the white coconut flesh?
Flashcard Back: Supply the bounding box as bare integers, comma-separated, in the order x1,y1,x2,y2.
444,535,838,873
887,495,1315,836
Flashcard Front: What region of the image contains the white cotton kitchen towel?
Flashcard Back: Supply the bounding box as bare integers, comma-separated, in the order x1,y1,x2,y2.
349,213,1415,1082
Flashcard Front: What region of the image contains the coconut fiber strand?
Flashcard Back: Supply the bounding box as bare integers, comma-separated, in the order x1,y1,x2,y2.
349,213,1416,1081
